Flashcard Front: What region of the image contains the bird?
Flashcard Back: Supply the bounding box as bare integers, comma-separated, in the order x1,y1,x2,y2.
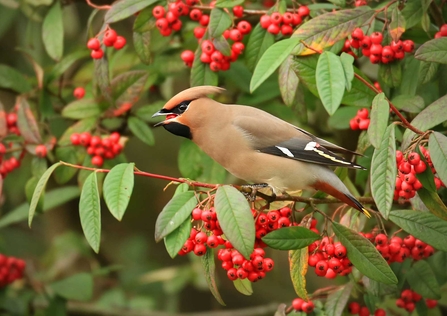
152,86,371,218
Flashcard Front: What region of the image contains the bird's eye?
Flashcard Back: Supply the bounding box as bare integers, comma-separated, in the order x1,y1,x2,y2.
179,103,189,112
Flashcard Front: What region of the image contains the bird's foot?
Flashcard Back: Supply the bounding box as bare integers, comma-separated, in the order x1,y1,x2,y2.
241,183,276,202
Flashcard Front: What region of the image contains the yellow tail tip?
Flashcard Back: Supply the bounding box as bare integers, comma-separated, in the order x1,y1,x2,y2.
362,208,371,219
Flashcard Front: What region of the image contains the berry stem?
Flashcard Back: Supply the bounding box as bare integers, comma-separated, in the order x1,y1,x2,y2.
85,0,111,10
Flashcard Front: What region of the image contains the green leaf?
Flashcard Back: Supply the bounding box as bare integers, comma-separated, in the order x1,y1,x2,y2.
201,249,226,304
133,5,154,32
368,93,389,148
103,163,135,221
25,177,43,214
401,0,422,29
42,2,63,61
164,217,191,259
58,117,97,146
389,210,447,251
340,53,354,91
28,162,62,227
50,273,93,301
212,36,231,57
278,55,299,106
215,185,255,259
370,124,396,219
0,186,79,229
17,97,42,144
332,222,398,284
418,61,439,85
289,248,309,300
190,46,219,87
402,94,447,150
111,70,148,103
292,7,375,55
250,38,300,93
208,8,232,38
154,191,197,242
79,172,101,253
417,188,447,220
363,276,397,297
388,7,406,42
415,38,447,64
0,64,32,93
233,278,253,296
53,147,85,184
49,50,90,81
429,132,447,188
245,23,275,72
379,62,402,87
128,116,154,146
105,0,158,23
328,107,358,130
316,51,345,115
262,227,320,250
133,31,151,64
392,95,424,113
407,260,441,299
215,0,244,7
325,283,353,316
62,99,101,119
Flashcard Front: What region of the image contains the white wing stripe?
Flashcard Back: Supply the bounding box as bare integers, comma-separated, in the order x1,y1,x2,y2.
276,146,294,157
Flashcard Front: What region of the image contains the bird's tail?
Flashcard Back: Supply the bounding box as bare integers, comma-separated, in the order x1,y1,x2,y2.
344,194,371,218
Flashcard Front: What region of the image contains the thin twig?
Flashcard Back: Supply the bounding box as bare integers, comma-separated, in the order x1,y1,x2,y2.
86,0,111,10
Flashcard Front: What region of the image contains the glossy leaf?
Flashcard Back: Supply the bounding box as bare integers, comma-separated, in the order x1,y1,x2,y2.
154,191,197,242
370,124,396,219
50,273,93,301
292,7,375,55
164,217,191,259
49,50,90,81
250,38,300,93
418,61,438,84
379,62,402,87
407,260,441,299
233,278,253,296
28,162,62,227
103,163,135,221
325,283,353,316
389,210,447,251
388,7,406,42
215,185,255,259
62,99,101,119
245,23,275,72
0,64,32,93
111,70,148,103
215,0,244,7
262,227,320,250
340,52,354,91
415,38,447,64
417,188,447,220
105,0,158,23
429,132,447,188
278,55,299,106
212,36,231,57
402,94,447,149
17,97,42,144
202,248,226,304
208,8,232,38
133,31,151,64
316,51,345,115
128,116,154,146
79,172,101,253
191,47,219,87
26,177,43,214
42,2,63,60
368,93,389,148
289,248,309,300
332,222,398,284
392,95,424,113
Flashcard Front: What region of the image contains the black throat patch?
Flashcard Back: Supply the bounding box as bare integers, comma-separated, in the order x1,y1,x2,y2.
164,122,192,139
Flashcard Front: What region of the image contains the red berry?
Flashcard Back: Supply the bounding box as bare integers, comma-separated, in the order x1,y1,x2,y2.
195,231,208,244
360,36,371,49
334,244,347,258
292,14,302,25
415,239,426,249
152,6,165,19
260,15,271,29
237,21,252,35
189,8,202,21
182,239,194,253
171,19,182,31
405,302,415,312
91,49,104,59
270,12,282,25
87,38,100,50
382,45,394,59
70,133,81,145
351,28,364,41
391,40,403,52
103,29,117,46
73,87,85,99
199,14,209,26
369,54,381,64
370,43,383,55
408,152,420,165
359,307,370,316
113,36,126,50
441,24,447,36
192,208,202,220
229,29,242,41
426,299,438,308
292,298,304,311
263,258,274,271
233,5,244,17
278,217,290,227
316,260,328,273
193,243,207,256
281,24,293,36
181,50,195,63
370,32,383,44
403,40,414,53
301,301,314,314
236,268,248,279
91,155,103,167
232,42,245,55
348,302,360,314
325,268,337,279
357,108,369,119
424,245,435,257
414,160,427,173
298,6,310,17
35,145,47,158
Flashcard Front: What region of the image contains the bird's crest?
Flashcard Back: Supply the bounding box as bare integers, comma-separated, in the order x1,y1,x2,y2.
163,86,225,110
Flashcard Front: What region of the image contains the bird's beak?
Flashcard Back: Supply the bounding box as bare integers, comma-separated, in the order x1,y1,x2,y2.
152,109,177,127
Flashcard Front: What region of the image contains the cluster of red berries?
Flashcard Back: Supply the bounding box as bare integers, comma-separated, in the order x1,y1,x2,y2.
394,148,444,200
373,233,434,263
0,111,25,178
73,87,85,99
5,111,20,136
70,132,123,167
434,24,447,38
0,254,25,287
259,7,309,36
181,21,251,71
292,298,315,314
349,108,370,130
87,28,126,59
396,289,438,312
348,302,385,316
153,1,193,36
345,28,414,64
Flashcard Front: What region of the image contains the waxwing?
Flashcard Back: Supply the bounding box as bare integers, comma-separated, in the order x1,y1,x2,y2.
152,86,370,218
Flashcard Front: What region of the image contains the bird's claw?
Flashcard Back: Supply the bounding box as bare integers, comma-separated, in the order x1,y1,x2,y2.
241,183,276,202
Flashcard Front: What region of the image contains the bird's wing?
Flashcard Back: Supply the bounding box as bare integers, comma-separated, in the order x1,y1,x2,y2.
231,109,364,169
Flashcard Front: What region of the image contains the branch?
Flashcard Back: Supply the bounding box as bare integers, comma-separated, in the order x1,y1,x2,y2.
85,0,111,10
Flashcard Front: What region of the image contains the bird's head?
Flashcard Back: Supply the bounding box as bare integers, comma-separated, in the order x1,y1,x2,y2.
152,86,225,139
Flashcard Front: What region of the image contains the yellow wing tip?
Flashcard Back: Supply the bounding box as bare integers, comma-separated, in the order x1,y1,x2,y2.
362,208,372,219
